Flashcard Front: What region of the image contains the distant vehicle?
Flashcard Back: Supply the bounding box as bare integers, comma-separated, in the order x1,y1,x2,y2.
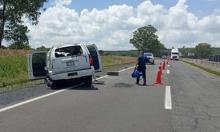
162,55,167,59
171,49,179,60
27,43,102,88
144,52,155,64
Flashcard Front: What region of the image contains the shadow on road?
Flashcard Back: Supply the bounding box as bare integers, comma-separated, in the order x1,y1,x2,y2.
50,79,100,91
69,85,99,90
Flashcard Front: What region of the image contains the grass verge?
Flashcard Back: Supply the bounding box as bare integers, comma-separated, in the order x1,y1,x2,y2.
101,56,136,68
182,60,220,77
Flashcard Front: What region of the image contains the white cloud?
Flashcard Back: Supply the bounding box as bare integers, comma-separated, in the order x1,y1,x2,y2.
55,0,72,6
26,0,220,50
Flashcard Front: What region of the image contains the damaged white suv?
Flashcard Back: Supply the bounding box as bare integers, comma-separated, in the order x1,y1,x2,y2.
27,43,102,88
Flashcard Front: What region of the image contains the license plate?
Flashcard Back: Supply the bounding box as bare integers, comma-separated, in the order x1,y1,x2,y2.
66,61,75,66
68,72,77,76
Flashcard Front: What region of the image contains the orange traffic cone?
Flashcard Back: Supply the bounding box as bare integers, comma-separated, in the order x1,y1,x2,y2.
155,69,162,85
163,61,166,70
159,65,163,74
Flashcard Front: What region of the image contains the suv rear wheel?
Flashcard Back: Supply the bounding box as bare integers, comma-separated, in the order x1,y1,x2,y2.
44,78,58,89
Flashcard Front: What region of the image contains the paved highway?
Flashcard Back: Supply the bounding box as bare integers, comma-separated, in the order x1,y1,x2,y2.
0,60,220,132
170,61,220,132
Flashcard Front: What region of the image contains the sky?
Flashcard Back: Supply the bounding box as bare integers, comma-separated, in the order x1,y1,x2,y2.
23,0,220,50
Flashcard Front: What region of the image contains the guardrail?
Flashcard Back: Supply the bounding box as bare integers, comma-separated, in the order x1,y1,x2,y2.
209,55,220,62
183,58,220,72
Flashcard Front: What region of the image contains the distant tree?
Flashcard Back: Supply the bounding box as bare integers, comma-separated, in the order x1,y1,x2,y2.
4,24,30,48
130,25,166,56
148,40,166,56
8,42,31,49
195,43,212,58
36,45,49,51
99,50,103,56
0,0,47,48
180,46,188,57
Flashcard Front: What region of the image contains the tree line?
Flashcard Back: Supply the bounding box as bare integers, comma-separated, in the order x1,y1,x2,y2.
179,43,219,59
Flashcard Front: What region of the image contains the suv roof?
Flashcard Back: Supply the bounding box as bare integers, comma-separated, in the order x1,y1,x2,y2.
52,43,81,49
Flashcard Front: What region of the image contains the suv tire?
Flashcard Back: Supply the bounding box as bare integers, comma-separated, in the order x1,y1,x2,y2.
45,78,59,89
151,60,155,65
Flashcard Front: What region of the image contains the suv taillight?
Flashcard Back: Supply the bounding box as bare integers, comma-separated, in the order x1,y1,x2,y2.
89,55,93,65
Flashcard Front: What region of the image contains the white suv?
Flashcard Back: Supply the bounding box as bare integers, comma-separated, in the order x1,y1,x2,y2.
144,53,155,65
28,43,102,88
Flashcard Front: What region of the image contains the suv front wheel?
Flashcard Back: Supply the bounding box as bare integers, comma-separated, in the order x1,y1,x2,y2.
151,60,155,65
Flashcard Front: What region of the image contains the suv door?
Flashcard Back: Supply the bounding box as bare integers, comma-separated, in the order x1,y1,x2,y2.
28,51,47,80
86,44,102,72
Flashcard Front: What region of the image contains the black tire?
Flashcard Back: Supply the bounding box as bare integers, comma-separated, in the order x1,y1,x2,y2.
50,81,58,89
84,76,92,87
44,78,57,88
44,78,52,87
151,60,155,65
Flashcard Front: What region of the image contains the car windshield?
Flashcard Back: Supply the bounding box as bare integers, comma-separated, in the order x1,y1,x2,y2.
172,52,179,55
55,46,82,58
144,53,153,56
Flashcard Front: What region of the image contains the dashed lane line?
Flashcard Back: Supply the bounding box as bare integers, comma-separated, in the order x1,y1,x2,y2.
165,86,172,110
167,69,170,74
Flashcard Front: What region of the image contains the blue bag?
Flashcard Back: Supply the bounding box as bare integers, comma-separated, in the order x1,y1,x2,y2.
131,68,143,78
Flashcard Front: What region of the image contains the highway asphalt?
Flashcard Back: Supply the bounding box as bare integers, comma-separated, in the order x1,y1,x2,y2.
0,60,220,132
170,61,220,132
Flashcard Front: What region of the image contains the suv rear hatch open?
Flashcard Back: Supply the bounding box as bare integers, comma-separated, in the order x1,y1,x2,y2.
52,45,90,74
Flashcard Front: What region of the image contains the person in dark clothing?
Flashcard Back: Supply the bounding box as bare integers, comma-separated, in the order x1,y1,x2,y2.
136,50,148,86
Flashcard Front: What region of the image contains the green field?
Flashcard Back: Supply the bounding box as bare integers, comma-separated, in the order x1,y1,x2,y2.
0,50,136,88
101,56,136,68
0,56,28,87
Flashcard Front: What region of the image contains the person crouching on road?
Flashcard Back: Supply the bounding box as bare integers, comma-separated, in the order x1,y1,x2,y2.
136,50,148,86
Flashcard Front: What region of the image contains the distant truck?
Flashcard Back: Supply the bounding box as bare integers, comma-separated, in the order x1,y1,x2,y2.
171,48,179,60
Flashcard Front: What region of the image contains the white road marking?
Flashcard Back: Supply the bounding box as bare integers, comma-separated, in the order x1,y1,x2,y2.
118,66,135,72
165,86,172,110
93,75,108,81
0,66,134,113
167,70,170,74
0,89,66,113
